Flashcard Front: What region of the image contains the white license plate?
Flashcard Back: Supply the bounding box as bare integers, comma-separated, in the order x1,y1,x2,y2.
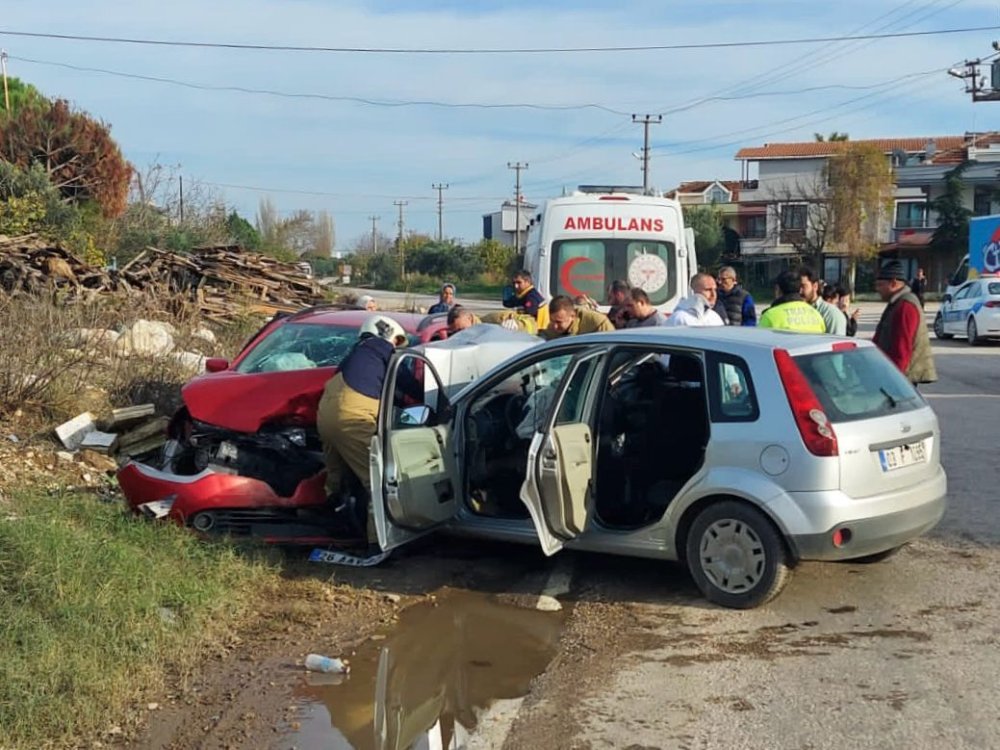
878,440,927,472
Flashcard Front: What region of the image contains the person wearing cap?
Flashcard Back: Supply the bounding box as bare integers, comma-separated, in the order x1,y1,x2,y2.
357,294,378,312
873,259,937,385
427,283,456,315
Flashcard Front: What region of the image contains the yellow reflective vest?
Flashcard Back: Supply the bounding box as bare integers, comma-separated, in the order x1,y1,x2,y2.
759,300,826,333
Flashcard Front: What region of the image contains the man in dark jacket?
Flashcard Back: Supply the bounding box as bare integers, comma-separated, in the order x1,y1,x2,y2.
503,270,546,319
713,266,757,326
874,260,936,385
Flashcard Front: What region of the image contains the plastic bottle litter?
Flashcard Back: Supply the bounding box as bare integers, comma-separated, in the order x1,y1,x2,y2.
304,653,350,674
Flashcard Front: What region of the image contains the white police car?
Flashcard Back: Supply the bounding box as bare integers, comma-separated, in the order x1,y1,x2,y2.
934,276,1000,345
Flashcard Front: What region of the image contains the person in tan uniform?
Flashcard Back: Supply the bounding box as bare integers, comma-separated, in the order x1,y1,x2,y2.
541,295,615,340
317,315,410,555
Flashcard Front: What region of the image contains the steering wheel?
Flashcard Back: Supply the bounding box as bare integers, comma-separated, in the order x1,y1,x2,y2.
504,393,528,435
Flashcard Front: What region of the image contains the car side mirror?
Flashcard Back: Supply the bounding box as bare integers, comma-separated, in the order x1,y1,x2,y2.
205,357,230,373
398,405,431,426
942,294,952,304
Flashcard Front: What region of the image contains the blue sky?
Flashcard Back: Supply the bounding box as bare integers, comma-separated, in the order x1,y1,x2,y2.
1,0,995,250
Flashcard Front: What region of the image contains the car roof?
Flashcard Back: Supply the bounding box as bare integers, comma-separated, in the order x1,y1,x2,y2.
539,325,873,355
280,307,431,333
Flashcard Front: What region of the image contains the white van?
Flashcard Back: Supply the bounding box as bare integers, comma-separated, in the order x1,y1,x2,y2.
521,186,698,313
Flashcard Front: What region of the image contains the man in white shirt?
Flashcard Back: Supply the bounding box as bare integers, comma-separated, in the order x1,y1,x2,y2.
666,273,726,327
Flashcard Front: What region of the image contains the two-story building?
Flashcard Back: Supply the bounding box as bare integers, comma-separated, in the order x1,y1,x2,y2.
730,134,1000,291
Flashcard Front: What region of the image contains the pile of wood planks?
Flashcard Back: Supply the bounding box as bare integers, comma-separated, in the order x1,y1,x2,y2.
0,235,326,321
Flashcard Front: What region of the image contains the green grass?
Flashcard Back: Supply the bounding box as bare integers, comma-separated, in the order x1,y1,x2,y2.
0,489,276,749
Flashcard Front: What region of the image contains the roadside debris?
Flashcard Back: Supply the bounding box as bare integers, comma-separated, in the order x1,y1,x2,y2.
0,234,326,322
304,653,350,674
54,405,169,461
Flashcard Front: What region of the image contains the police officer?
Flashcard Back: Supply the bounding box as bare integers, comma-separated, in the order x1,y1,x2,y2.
759,270,827,333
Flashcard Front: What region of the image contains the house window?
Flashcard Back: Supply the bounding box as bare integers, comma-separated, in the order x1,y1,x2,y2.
707,185,729,204
742,215,766,239
780,204,807,231
974,187,992,217
894,201,927,229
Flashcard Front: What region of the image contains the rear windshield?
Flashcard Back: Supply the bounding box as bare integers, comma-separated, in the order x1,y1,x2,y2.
551,239,677,305
235,323,419,373
794,347,923,422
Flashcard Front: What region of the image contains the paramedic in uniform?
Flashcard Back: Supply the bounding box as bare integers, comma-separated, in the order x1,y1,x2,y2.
503,270,549,329
317,315,411,555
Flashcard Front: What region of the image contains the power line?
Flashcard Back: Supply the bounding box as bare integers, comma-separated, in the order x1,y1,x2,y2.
8,55,631,115
0,25,997,54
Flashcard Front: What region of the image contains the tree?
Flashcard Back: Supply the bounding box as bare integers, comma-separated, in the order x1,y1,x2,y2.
684,205,727,269
1,76,46,116
827,142,895,285
931,162,972,269
470,238,516,279
814,132,849,142
225,211,261,250
0,97,132,217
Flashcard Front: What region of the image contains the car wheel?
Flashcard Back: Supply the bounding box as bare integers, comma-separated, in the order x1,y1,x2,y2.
845,544,905,564
967,317,981,346
685,500,791,609
933,313,952,340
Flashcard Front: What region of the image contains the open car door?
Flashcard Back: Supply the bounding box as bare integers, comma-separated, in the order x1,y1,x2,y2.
519,351,606,556
372,351,460,552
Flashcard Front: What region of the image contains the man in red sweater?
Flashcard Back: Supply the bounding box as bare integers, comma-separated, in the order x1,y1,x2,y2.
873,260,937,385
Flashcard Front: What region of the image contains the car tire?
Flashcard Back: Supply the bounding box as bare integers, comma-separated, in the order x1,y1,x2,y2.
845,544,905,564
933,313,952,340
967,317,981,346
685,500,791,609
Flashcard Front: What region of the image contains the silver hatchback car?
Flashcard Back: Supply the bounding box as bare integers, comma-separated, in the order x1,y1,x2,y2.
371,326,947,609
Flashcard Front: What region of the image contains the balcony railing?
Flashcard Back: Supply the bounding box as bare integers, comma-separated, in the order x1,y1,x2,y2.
893,216,930,230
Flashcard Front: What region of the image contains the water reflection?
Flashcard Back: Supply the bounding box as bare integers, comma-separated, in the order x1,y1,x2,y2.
289,588,564,750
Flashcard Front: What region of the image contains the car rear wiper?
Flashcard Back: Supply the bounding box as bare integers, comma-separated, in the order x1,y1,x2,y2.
880,387,899,408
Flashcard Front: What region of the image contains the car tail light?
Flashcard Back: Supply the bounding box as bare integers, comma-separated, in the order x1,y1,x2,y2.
773,349,838,457
984,300,1000,308
831,341,856,351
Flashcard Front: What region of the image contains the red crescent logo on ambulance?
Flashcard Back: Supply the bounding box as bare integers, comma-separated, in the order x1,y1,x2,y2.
559,256,604,298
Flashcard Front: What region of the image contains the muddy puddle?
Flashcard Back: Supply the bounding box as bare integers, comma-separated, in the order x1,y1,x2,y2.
285,587,565,749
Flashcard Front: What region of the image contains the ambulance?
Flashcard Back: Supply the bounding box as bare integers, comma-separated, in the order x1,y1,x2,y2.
521,185,699,313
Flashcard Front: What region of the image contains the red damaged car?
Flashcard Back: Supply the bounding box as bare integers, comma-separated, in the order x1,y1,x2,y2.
117,307,448,543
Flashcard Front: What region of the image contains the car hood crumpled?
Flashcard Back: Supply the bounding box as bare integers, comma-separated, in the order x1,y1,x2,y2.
181,366,337,433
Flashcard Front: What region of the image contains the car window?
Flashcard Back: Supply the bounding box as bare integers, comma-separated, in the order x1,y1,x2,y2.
794,347,922,422
954,284,974,301
554,354,605,426
390,354,445,429
465,352,575,444
234,323,360,373
988,282,1000,295
706,353,758,422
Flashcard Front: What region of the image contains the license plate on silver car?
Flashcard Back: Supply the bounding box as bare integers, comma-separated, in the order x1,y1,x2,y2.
878,440,926,472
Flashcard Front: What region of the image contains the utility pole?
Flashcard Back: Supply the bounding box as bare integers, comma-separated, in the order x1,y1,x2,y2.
368,214,380,254
1,50,9,113
393,200,408,278
178,175,185,223
432,183,449,242
507,162,528,257
632,114,662,194
949,46,1000,102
